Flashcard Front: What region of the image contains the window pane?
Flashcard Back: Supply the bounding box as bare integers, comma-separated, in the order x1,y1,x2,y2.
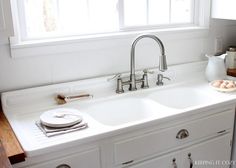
88,0,119,33
149,0,170,25
58,0,89,34
170,0,193,23
124,0,147,27
24,0,58,37
22,0,118,38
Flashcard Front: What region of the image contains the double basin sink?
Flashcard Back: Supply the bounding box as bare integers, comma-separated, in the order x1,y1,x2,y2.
83,84,215,127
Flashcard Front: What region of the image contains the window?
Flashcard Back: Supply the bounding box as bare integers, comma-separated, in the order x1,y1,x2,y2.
122,0,194,27
15,0,196,41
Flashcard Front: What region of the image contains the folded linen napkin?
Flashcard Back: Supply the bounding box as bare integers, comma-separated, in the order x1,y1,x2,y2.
36,120,88,137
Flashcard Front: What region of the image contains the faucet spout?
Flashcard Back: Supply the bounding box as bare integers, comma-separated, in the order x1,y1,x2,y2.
129,34,167,91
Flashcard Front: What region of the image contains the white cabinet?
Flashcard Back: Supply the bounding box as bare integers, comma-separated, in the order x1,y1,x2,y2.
212,0,236,20
129,133,231,168
113,109,234,166
112,107,235,168
29,148,101,168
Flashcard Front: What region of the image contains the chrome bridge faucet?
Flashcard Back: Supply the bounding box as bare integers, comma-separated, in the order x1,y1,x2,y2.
111,34,168,93
129,34,167,91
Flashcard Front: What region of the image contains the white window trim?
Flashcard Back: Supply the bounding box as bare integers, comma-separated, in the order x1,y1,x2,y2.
9,0,211,58
0,0,14,44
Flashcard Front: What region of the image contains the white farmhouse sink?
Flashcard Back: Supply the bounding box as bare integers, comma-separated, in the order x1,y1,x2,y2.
85,98,161,126
84,84,217,127
147,86,214,109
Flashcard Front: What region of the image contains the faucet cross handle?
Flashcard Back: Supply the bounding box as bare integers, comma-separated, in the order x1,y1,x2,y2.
107,73,125,94
107,73,122,82
141,69,154,89
156,73,171,86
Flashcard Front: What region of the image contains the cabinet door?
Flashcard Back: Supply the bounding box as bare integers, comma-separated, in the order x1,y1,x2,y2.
128,151,181,168
181,133,232,168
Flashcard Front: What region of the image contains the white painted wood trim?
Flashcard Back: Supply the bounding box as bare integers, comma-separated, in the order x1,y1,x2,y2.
0,0,14,44
9,0,211,58
10,27,209,58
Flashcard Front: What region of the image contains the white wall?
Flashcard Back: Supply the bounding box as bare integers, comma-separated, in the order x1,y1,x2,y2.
0,19,236,92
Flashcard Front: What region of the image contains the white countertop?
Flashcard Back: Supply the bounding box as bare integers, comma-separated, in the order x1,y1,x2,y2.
2,61,236,157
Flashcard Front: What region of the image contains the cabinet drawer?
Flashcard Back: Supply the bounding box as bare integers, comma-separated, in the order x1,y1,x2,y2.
29,148,101,168
114,109,234,165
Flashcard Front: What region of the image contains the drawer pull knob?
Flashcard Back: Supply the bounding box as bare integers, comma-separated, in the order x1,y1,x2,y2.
56,164,71,168
176,129,189,139
172,158,177,168
188,153,193,168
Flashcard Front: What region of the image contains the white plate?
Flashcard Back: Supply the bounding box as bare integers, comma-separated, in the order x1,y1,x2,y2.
210,80,236,92
40,108,82,128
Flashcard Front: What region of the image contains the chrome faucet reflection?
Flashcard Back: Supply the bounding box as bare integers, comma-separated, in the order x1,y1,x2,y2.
112,34,168,94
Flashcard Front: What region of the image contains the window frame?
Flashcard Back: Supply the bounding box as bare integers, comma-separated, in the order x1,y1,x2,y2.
16,0,197,41
119,0,196,30
9,0,211,58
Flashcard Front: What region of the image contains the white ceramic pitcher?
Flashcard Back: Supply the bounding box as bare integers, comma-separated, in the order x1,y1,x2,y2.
205,54,227,82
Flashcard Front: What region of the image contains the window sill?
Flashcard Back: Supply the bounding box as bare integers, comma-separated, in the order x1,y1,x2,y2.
10,26,209,58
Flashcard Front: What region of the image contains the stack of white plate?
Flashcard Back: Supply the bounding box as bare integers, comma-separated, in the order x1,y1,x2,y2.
40,108,83,128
